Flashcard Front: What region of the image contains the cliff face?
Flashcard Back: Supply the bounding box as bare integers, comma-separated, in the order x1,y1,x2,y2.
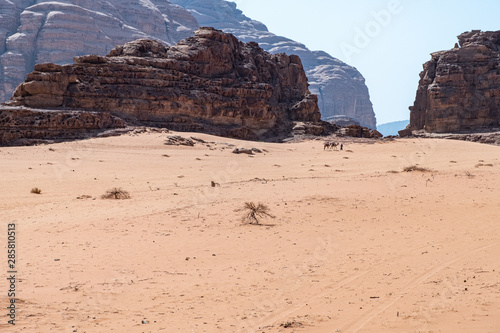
3,28,321,143
0,0,376,129
170,0,377,129
408,30,500,133
0,0,198,103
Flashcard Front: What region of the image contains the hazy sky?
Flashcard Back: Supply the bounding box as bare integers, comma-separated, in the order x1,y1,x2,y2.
232,0,500,125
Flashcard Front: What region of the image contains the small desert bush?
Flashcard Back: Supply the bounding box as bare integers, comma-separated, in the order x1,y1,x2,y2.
403,165,432,172
31,187,42,194
241,202,275,225
101,187,131,200
280,321,303,328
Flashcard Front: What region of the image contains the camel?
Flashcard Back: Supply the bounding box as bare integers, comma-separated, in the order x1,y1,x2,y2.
323,142,338,150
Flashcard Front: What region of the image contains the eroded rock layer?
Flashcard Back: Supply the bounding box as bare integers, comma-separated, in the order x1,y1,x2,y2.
408,30,500,133
0,106,125,146
4,28,321,142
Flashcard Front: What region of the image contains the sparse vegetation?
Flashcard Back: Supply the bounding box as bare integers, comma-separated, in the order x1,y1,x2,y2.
31,187,42,194
280,321,303,328
241,202,275,225
101,187,131,199
403,165,432,172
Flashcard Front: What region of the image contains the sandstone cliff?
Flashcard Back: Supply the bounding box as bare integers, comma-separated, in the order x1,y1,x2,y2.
407,30,500,133
171,0,377,129
2,28,322,144
0,0,198,103
0,0,377,129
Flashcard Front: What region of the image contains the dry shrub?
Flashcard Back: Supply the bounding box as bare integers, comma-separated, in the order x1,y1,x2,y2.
280,321,303,328
403,165,432,172
31,187,42,194
102,187,131,199
242,202,275,225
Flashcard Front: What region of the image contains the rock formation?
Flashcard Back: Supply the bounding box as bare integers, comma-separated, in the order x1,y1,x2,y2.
407,30,500,134
0,0,198,103
0,0,377,129
170,0,377,129
2,28,323,145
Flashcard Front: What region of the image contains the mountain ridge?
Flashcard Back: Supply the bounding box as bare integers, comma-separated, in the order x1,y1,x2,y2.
0,0,376,128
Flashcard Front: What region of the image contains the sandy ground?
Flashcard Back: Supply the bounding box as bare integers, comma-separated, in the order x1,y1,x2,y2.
0,131,499,333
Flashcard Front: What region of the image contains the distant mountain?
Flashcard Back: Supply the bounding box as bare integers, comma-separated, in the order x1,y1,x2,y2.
171,0,376,129
0,0,198,102
377,120,409,136
0,0,376,128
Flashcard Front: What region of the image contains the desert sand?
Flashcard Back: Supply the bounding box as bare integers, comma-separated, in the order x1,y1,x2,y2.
0,131,499,333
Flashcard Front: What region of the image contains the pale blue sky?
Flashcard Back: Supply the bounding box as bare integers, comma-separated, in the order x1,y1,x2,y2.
232,0,500,125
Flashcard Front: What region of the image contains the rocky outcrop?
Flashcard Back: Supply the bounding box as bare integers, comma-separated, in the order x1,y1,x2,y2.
0,0,198,103
170,0,376,129
3,28,322,142
409,129,500,146
408,30,500,133
0,106,125,146
340,125,382,138
0,0,377,129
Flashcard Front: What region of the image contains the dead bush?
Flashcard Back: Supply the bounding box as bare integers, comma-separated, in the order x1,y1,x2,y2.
102,187,131,200
31,187,42,194
241,202,275,225
403,165,432,172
